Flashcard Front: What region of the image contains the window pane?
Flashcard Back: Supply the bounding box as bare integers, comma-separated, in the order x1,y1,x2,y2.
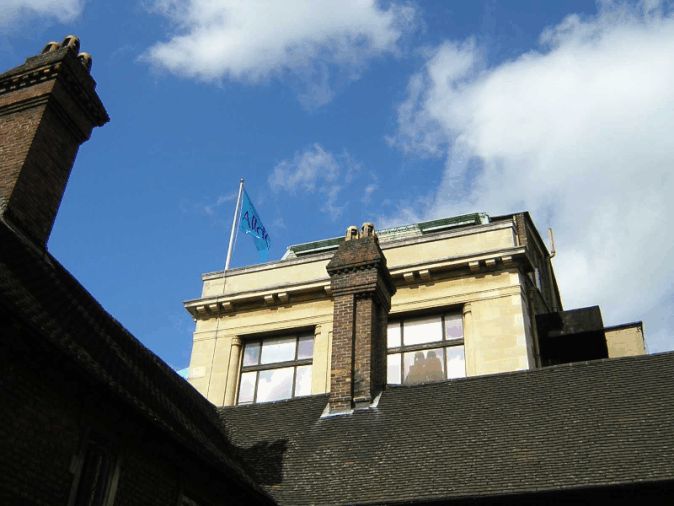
403,348,445,385
403,316,443,345
294,365,312,397
387,323,401,348
238,371,257,404
387,353,401,384
260,337,296,364
446,345,466,379
242,341,261,366
445,314,463,340
256,367,294,402
297,335,314,360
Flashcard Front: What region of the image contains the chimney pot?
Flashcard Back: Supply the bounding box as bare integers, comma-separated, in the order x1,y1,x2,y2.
78,52,93,72
345,225,358,241
41,41,61,54
62,35,80,53
360,222,375,238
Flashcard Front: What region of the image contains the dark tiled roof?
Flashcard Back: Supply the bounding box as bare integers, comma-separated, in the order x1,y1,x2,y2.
221,352,674,505
0,222,271,503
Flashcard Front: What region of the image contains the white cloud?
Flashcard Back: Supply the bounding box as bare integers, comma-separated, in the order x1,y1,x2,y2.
0,0,83,28
391,1,674,352
202,192,236,216
362,183,378,203
145,0,414,106
269,143,343,217
269,144,367,219
269,143,339,193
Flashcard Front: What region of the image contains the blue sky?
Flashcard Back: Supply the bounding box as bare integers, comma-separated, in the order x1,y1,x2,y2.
2,0,673,369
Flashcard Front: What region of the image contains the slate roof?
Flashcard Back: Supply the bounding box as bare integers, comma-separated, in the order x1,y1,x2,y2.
220,352,674,505
0,221,272,503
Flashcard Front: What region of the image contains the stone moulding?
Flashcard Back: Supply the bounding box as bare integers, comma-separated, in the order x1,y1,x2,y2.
184,247,536,318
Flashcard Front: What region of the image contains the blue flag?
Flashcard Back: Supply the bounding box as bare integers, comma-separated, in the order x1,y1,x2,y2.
238,189,270,261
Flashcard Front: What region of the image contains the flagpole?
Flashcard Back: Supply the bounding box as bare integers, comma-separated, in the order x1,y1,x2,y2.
225,178,244,271
206,177,243,401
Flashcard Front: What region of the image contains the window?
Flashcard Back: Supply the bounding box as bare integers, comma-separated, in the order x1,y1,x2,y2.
387,312,465,385
238,333,314,404
71,436,117,506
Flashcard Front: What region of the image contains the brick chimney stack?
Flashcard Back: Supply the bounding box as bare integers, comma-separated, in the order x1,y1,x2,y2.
326,222,396,413
0,36,109,247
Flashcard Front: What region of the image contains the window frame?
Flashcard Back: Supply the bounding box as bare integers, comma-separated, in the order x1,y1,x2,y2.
237,332,314,405
68,431,120,506
387,311,465,385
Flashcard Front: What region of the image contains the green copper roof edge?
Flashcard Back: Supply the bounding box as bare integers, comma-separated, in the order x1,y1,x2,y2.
287,213,490,256
418,212,488,232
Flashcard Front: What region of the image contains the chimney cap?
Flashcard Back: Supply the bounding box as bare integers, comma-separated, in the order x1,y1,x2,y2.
78,52,92,72
62,35,80,53
360,222,375,238
41,41,61,54
345,226,358,241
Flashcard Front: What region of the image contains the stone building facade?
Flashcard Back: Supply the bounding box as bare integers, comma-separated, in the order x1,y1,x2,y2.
185,213,644,408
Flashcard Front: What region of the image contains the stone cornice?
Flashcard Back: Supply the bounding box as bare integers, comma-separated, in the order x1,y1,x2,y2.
184,246,534,318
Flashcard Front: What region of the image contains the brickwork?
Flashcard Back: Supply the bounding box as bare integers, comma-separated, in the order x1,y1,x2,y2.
329,293,356,411
0,38,108,246
0,322,80,506
326,226,395,411
354,296,376,404
115,446,180,506
513,213,528,248
0,308,269,505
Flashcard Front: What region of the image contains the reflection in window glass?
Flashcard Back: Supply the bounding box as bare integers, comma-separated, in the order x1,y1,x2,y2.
238,371,257,404
403,316,443,345
387,353,401,384
294,365,312,396
403,348,445,385
260,337,296,364
297,335,314,360
446,345,466,379
387,312,465,385
256,367,294,402
238,333,315,404
445,314,463,340
387,323,401,348
243,342,261,366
